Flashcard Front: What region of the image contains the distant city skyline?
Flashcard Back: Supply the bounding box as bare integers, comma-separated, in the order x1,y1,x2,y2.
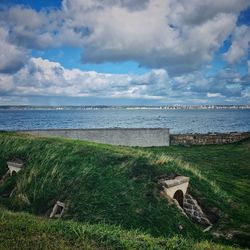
1,104,250,110
0,0,250,105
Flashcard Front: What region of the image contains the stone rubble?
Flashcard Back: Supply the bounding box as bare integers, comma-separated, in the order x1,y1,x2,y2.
170,132,250,145
183,194,211,226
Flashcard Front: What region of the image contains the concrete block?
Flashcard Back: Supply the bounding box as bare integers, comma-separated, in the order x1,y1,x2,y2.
7,159,24,176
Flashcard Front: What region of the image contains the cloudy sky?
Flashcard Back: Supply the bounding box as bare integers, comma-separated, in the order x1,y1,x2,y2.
0,0,249,105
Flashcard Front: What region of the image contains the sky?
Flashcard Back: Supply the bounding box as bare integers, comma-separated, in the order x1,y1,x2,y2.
0,0,249,106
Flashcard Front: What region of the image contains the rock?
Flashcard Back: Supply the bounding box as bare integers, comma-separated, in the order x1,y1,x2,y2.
183,194,211,225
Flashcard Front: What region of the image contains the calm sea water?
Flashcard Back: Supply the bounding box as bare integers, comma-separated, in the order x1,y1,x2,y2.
0,109,249,133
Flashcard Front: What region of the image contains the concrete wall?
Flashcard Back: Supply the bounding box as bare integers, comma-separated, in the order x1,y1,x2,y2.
170,132,250,145
20,128,170,147
18,129,250,147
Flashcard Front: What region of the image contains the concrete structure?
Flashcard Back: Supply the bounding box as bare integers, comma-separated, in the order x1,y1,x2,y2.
160,176,189,207
18,129,250,147
7,159,24,176
20,128,170,147
159,175,211,225
50,201,65,218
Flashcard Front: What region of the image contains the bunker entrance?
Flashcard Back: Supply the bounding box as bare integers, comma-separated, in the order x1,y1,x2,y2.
173,190,184,208
50,201,65,218
7,159,24,176
11,171,17,176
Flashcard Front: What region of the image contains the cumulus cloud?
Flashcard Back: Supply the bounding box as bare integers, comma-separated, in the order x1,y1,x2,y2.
168,0,249,26
0,26,27,73
1,57,248,104
0,0,249,75
223,25,250,64
3,57,169,99
0,0,249,105
68,0,241,75
2,6,60,49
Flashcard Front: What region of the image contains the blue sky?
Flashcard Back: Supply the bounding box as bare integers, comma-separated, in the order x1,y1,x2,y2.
0,0,249,105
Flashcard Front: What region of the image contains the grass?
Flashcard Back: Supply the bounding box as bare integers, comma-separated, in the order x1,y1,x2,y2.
0,208,244,250
145,140,250,234
0,131,249,249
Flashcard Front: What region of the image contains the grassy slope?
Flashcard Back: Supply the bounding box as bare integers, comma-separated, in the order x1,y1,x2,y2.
146,140,250,234
0,132,249,248
0,132,198,237
0,208,242,250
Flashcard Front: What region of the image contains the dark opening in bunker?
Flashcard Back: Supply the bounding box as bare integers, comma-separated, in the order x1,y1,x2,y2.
56,205,63,215
11,171,17,176
173,190,184,208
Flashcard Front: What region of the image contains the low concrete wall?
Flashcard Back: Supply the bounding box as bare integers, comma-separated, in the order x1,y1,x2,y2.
170,132,250,145
20,128,170,147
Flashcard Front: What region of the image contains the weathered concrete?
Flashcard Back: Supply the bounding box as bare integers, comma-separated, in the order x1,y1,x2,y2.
159,175,211,226
18,129,250,147
50,201,65,218
170,132,250,145
7,159,24,176
159,176,189,207
20,128,170,147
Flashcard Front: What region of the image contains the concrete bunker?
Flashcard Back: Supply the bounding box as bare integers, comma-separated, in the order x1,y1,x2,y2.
158,174,212,227
160,175,189,207
7,159,24,176
50,201,65,218
0,159,24,197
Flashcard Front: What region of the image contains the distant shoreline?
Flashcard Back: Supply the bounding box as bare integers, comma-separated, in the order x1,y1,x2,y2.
0,104,250,110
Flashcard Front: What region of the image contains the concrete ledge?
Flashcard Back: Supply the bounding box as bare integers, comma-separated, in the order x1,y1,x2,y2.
162,176,189,188
7,161,23,168
19,128,170,147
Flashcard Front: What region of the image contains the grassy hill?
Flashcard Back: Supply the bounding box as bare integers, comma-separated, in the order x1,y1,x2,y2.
0,208,243,250
0,132,249,249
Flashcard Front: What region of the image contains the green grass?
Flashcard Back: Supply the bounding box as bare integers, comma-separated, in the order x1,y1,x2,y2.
0,132,249,249
146,140,250,234
0,208,244,250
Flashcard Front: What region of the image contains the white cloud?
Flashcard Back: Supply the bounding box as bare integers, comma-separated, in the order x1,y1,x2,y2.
0,0,248,75
67,0,241,74
207,93,223,98
0,57,248,104
0,26,27,73
5,57,169,99
168,0,249,26
223,25,250,64
0,0,249,105
0,96,29,105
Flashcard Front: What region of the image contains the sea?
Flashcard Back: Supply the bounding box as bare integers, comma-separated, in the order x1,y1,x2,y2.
0,109,249,134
